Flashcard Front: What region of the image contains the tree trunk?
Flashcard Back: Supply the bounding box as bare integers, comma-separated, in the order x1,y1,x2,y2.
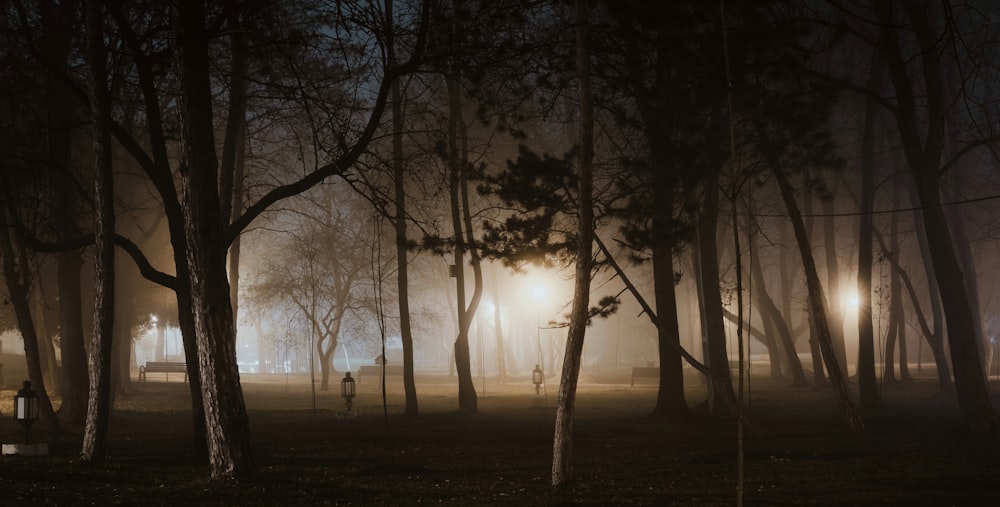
446,74,477,413
945,170,987,378
777,224,805,379
113,272,134,395
0,215,60,434
458,84,485,407
887,194,911,382
770,163,864,433
552,0,594,490
748,220,807,385
173,0,255,478
82,0,115,461
650,190,689,417
387,0,418,416
41,0,86,423
220,3,247,343
821,196,849,373
107,0,208,452
759,306,783,379
695,183,737,414
33,284,59,390
856,57,882,409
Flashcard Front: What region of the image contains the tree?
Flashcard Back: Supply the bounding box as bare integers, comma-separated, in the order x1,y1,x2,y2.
386,0,419,418
855,51,883,409
551,0,595,491
0,209,60,435
81,0,115,462
168,0,428,478
769,160,864,433
745,213,808,385
171,0,255,478
445,69,481,413
873,0,998,430
247,189,380,391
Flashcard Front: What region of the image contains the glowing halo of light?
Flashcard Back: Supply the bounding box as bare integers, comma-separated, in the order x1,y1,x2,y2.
531,285,546,301
843,289,861,311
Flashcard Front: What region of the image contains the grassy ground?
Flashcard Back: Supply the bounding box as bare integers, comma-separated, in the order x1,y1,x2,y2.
0,371,998,506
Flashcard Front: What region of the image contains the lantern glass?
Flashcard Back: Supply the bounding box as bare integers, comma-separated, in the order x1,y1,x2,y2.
532,365,543,386
15,396,38,421
341,372,356,399
14,380,39,422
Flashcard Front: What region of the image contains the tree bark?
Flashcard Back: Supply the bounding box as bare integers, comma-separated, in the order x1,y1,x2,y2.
82,0,115,461
651,237,689,416
552,0,594,490
386,0,418,417
173,0,255,478
106,0,209,453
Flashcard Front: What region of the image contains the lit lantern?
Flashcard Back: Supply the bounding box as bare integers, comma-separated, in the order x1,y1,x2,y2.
13,380,39,443
532,364,544,395
340,372,356,411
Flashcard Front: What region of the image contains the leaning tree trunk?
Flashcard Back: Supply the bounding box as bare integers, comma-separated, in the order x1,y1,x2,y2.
769,161,864,434
552,0,594,490
82,0,116,463
747,219,807,386
173,0,255,479
801,188,827,385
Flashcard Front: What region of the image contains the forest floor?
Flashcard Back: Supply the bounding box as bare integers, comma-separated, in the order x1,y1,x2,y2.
0,369,999,506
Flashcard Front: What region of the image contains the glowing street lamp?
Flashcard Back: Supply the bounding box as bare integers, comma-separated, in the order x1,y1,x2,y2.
842,289,861,313
340,372,356,411
13,380,39,443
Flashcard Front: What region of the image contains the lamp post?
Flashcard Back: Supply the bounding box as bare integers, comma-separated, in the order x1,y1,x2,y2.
14,380,39,443
340,372,356,411
532,364,544,394
531,285,547,399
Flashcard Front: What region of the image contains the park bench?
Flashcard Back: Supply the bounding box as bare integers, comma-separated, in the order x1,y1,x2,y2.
139,361,188,382
630,366,659,386
357,364,404,386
